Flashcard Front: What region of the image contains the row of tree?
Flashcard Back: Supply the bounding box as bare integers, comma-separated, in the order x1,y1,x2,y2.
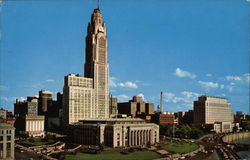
160,124,207,139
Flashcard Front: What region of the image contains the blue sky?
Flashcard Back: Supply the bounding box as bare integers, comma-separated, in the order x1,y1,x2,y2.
0,0,249,113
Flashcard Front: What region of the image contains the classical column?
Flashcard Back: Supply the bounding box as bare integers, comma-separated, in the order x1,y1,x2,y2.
134,131,137,146
131,131,133,146
149,130,151,145
137,131,140,145
131,131,135,146
138,131,140,146
140,131,142,145
128,131,131,146
141,131,143,145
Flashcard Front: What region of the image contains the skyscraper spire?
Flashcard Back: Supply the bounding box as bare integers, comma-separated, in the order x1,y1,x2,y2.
97,0,100,9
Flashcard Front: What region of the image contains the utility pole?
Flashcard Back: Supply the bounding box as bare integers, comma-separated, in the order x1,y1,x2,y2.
160,92,163,113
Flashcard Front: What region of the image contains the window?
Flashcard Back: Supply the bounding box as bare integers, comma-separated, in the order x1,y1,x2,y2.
0,144,3,158
7,136,11,141
0,136,3,141
7,143,11,157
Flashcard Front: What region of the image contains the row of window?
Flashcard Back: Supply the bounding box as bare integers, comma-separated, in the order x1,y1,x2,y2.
0,130,12,135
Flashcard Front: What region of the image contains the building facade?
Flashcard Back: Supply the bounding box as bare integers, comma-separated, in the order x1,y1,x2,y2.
69,118,159,148
0,109,7,119
194,96,234,132
38,90,53,115
15,115,45,137
14,96,45,137
109,97,118,116
151,112,178,125
118,96,154,118
14,97,38,116
63,8,110,125
0,123,15,160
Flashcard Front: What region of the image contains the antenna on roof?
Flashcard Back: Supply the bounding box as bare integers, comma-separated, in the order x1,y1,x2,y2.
97,0,100,9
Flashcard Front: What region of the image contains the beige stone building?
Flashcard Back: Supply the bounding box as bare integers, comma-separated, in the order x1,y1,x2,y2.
0,123,15,160
194,96,234,132
63,8,109,125
69,118,159,148
15,115,45,137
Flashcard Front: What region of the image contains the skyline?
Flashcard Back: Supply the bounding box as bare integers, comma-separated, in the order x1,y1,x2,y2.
0,0,249,113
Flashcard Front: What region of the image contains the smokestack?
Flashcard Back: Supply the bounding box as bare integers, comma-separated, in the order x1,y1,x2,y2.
160,92,163,112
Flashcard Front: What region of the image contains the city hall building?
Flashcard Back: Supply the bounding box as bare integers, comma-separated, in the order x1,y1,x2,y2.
69,118,159,148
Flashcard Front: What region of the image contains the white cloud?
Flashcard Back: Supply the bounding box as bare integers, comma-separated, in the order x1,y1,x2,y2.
0,85,7,91
175,68,196,79
198,81,219,89
164,92,175,102
118,81,138,88
116,94,130,102
137,93,144,99
162,91,200,111
227,86,234,92
109,77,117,87
206,73,212,77
1,96,25,102
172,97,185,103
109,77,138,89
226,76,241,81
46,79,55,82
220,84,225,89
181,91,199,98
244,73,250,84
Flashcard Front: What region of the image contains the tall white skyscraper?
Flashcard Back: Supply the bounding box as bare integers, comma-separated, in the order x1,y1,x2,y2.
63,8,109,125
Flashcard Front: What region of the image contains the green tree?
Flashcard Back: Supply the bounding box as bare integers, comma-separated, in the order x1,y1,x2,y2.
241,121,250,131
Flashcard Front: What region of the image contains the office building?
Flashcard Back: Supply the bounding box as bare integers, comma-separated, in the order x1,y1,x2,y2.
69,118,159,148
14,97,38,116
151,112,178,125
0,123,15,160
109,97,118,116
38,90,53,115
175,110,193,124
15,115,45,137
63,8,109,125
14,96,45,137
118,96,154,118
194,95,234,133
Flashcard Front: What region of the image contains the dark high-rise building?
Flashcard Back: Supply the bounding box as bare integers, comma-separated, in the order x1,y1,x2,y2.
14,96,45,137
38,90,52,115
14,97,38,116
109,96,117,115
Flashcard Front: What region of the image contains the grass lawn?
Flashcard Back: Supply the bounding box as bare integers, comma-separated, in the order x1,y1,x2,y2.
161,142,199,154
65,150,161,160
